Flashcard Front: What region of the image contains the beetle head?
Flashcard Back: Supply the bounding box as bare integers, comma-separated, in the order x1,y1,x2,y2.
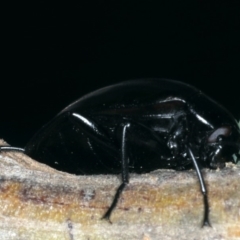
206,123,240,169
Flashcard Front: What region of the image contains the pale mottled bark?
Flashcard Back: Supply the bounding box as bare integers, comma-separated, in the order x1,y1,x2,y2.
0,139,240,240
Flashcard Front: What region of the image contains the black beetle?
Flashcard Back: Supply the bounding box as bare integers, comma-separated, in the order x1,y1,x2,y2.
1,79,240,226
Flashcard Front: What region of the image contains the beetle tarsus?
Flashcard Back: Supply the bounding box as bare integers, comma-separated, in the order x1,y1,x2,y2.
202,220,211,228
202,194,211,227
102,182,127,222
101,213,112,224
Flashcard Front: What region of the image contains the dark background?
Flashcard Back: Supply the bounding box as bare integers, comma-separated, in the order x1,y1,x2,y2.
1,1,240,147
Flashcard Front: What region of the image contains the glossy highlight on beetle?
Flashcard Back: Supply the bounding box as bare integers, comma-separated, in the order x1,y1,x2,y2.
1,79,240,226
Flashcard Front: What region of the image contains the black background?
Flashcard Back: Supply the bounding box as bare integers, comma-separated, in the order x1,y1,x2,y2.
1,1,240,147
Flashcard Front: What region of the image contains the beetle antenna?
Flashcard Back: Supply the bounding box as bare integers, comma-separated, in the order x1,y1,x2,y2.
0,146,25,153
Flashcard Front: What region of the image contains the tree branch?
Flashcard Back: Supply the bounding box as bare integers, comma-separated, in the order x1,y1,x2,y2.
0,139,239,240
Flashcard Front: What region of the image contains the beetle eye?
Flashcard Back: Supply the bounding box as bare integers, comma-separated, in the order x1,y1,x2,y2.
208,126,232,143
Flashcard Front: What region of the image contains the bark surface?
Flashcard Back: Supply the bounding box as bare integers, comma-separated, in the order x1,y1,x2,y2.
0,139,240,240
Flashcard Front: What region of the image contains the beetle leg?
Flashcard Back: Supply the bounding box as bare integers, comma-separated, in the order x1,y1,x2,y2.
187,146,211,227
102,123,130,222
0,146,25,152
